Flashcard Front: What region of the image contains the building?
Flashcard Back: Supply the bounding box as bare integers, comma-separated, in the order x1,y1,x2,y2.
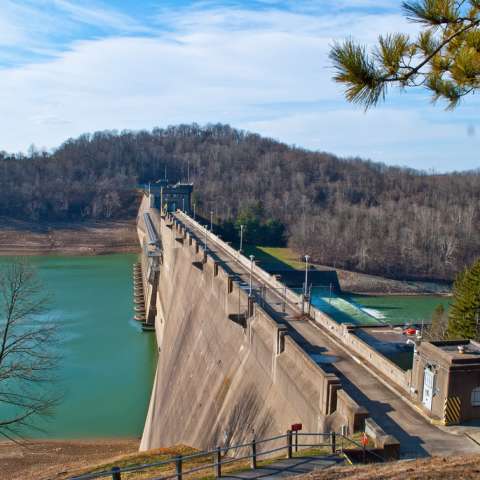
147,179,193,214
411,340,480,425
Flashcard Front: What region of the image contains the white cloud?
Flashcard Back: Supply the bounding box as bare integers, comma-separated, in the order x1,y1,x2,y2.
0,1,477,172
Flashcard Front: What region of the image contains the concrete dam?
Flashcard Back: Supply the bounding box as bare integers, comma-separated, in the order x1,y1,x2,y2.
135,191,480,459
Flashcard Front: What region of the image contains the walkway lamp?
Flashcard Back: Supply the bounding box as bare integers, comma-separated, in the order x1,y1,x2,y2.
304,255,310,299
239,225,244,254
204,225,208,254
249,255,255,297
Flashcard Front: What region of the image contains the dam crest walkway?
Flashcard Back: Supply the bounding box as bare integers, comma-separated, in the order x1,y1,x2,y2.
174,211,479,459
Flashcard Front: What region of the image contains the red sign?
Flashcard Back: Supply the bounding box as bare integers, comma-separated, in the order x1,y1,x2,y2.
361,433,368,446
291,423,302,432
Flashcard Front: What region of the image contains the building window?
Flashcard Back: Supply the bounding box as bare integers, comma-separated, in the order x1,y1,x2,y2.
472,387,480,407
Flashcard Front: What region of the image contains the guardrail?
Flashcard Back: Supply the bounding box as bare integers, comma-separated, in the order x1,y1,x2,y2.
70,431,385,480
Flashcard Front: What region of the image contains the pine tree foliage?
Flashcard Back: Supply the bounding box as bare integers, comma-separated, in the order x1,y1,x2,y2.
330,0,480,108
447,258,480,339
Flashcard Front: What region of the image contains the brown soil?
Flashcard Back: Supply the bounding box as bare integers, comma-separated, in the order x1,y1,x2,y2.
0,438,140,480
302,454,480,480
0,218,139,256
333,266,451,296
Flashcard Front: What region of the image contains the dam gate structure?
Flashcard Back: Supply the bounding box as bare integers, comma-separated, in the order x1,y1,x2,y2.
136,190,400,457
136,187,480,459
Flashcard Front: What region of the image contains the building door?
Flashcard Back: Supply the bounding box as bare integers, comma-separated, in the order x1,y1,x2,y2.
422,367,434,410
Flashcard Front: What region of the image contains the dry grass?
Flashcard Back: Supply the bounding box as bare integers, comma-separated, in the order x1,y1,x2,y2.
301,454,480,480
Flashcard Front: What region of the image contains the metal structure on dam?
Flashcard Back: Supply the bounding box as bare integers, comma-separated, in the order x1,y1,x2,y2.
135,189,480,459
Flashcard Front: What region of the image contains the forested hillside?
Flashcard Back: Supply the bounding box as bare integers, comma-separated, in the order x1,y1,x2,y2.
1,124,478,280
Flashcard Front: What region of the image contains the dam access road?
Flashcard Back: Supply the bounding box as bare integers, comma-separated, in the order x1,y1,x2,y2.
175,212,479,459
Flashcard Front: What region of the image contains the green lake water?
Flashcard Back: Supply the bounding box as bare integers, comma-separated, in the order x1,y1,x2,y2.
0,254,157,439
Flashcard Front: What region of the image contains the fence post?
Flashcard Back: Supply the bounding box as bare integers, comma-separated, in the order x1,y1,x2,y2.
286,430,292,459
111,467,121,480
331,432,336,454
215,446,222,478
176,455,183,480
250,437,257,469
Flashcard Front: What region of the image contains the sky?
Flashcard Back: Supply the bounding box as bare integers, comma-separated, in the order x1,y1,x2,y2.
0,0,478,172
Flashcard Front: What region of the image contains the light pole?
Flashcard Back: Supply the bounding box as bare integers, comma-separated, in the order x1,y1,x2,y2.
210,211,214,232
193,202,196,220
204,225,208,254
249,255,255,297
239,225,244,254
304,255,310,299
182,198,185,212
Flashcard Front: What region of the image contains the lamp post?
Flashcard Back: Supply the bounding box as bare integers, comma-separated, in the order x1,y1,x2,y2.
239,225,244,254
249,255,255,297
304,255,310,299
182,198,185,212
193,203,196,220
210,211,214,232
204,225,208,254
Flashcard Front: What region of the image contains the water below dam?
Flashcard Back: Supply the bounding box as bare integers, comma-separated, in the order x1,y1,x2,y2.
0,254,449,439
310,287,451,327
0,254,157,439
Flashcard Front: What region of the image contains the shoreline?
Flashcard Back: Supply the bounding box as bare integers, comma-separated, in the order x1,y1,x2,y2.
0,218,139,257
0,219,451,295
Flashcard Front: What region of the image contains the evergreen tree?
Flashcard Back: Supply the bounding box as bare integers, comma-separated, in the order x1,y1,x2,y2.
330,0,480,109
447,259,480,339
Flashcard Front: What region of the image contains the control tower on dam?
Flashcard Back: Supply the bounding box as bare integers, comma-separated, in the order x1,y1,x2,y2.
136,187,479,459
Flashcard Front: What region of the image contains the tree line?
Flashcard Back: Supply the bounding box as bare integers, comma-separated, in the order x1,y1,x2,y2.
1,123,479,281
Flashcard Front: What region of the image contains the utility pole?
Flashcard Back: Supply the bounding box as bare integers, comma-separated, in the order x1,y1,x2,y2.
239,225,244,253
249,255,255,297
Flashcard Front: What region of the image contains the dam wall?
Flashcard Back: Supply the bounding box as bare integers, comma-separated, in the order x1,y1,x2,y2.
174,211,411,394
137,196,368,452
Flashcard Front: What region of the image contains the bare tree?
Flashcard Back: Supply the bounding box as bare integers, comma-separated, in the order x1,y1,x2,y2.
0,259,61,441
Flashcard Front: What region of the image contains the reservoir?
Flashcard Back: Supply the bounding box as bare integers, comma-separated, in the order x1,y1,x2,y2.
0,254,156,439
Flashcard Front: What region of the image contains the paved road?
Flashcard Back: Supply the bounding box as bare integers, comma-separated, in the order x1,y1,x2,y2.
175,212,480,458
220,455,345,480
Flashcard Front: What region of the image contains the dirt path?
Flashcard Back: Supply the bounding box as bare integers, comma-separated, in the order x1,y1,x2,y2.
0,438,140,480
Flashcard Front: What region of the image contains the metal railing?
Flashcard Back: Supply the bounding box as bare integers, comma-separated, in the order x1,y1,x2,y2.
70,431,385,480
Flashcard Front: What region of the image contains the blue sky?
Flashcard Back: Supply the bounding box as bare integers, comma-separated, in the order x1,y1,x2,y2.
0,0,478,172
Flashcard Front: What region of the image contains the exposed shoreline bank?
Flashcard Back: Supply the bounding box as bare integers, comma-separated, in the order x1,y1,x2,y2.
0,218,139,256
334,266,452,296
0,218,451,295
